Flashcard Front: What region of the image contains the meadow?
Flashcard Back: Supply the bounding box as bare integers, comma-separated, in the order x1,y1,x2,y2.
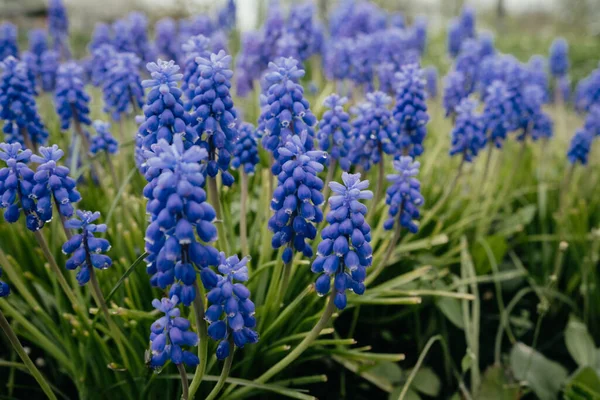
1,1,600,399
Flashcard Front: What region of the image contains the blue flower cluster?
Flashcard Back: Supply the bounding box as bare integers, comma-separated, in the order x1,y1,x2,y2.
39,50,59,92
0,267,9,298
89,23,111,52
317,94,352,171
142,137,218,306
127,12,156,64
449,98,486,162
218,0,237,31
447,19,462,58
527,55,549,101
154,18,179,62
23,29,48,85
138,59,188,151
393,64,429,157
190,50,238,186
0,56,48,148
62,210,112,285
55,61,91,130
48,0,70,58
350,91,399,171
90,121,119,156
0,143,42,231
235,32,263,97
574,67,600,113
567,128,594,166
204,253,259,359
479,31,495,59
181,34,212,103
313,172,373,309
549,38,569,78
260,57,317,171
102,52,144,120
424,66,438,99
447,6,476,58
0,23,18,60
521,85,553,141
269,134,325,263
443,70,467,117
148,296,199,369
482,81,513,148
232,123,260,175
384,156,424,233
90,45,115,87
455,39,483,94
31,145,81,222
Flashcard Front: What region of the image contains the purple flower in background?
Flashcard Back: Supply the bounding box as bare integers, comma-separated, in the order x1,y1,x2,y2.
203,253,259,359
89,23,112,52
424,66,438,99
393,64,429,157
48,0,71,58
0,142,43,231
317,94,353,171
155,18,179,61
39,50,59,92
90,120,119,155
181,34,212,108
455,39,483,94
218,0,237,32
567,128,594,165
0,57,48,148
0,23,19,60
261,2,285,65
148,296,199,369
268,134,325,263
329,0,386,39
574,67,600,113
28,29,48,58
449,98,486,162
286,3,318,61
549,37,569,78
411,16,427,55
482,81,513,148
459,6,476,39
447,19,462,58
384,156,424,233
89,44,115,87
479,31,495,59
55,61,91,130
112,19,136,54
235,32,263,97
232,123,260,175
527,55,549,101
520,84,553,141
584,105,600,136
127,12,157,63
324,38,353,82
443,70,467,117
102,52,144,120
313,172,372,309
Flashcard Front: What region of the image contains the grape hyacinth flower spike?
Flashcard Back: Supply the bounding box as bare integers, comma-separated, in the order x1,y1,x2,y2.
55,61,91,130
30,144,81,224
102,52,144,121
549,38,569,79
393,64,430,157
0,56,48,149
312,172,373,309
48,0,71,59
231,123,260,175
40,50,60,92
567,128,594,166
317,94,353,173
62,210,112,285
90,120,119,156
148,296,199,369
443,70,467,118
0,23,19,60
203,253,259,360
384,157,424,234
269,134,325,263
449,98,486,163
0,142,43,231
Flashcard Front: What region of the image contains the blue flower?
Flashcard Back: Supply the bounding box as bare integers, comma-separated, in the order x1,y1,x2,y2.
259,57,317,169
142,136,219,306
410,16,427,55
26,29,48,81
482,81,513,148
0,267,10,298
312,172,372,309
0,143,43,231
455,39,483,94
39,50,59,92
203,253,259,359
90,120,118,156
90,44,115,87
181,35,212,107
447,19,462,58
62,210,112,285
549,38,569,78
260,3,285,66
443,70,467,117
0,56,48,148
30,145,81,222
520,84,553,141
527,55,549,102
384,156,424,233
138,59,189,152
574,67,600,113
329,0,386,39
155,18,179,62
235,32,264,97
479,31,495,59
349,34,376,90
268,134,325,262
48,0,70,58
350,92,399,171
232,123,260,175
449,98,486,162
285,3,318,61
459,6,476,39
148,296,199,369
324,38,353,82
317,94,353,171
127,12,156,64
567,128,594,166
189,50,239,186
55,61,91,130
102,52,144,120
393,64,429,157
0,23,19,61
111,19,136,54
584,105,600,136
89,23,112,52
424,66,438,99
218,0,237,31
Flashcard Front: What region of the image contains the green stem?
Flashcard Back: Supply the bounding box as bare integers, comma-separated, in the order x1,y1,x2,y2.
369,155,385,226
420,158,465,228
0,309,57,400
321,158,337,203
105,152,120,189
205,337,235,400
177,363,190,400
240,171,249,257
208,176,230,254
230,291,336,398
481,143,493,192
188,281,208,399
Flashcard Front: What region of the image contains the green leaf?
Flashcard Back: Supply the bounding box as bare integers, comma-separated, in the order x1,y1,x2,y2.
564,367,600,399
565,315,597,367
479,365,520,400
510,342,568,400
437,297,464,329
366,362,403,385
461,353,472,374
471,235,508,274
411,367,441,397
494,205,536,236
388,387,420,400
